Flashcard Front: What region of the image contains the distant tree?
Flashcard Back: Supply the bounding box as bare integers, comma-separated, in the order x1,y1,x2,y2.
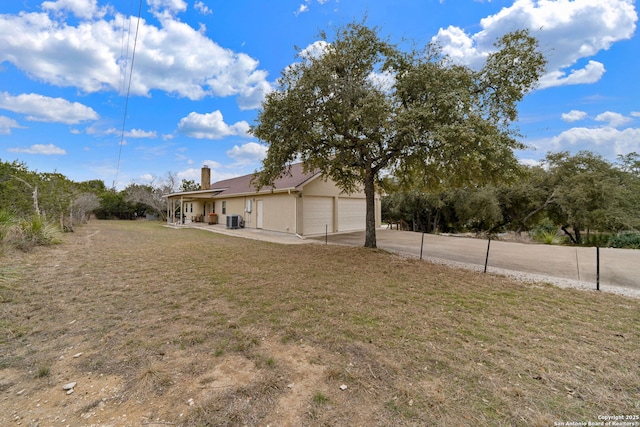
617,152,640,175
70,193,101,224
451,187,503,233
180,179,200,192
78,179,108,194
95,190,137,219
495,165,557,235
124,173,179,221
544,151,638,244
0,160,41,216
252,22,546,248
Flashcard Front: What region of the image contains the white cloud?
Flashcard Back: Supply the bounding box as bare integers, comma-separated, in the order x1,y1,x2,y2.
532,126,640,158
226,142,268,164
41,0,107,20
299,40,330,61
8,144,67,155
518,158,541,167
0,116,24,135
177,110,251,140
295,4,309,16
432,0,637,88
368,70,396,93
0,92,98,124
432,25,486,68
594,111,633,127
139,173,155,182
194,1,212,15
538,60,606,89
147,0,187,15
561,110,588,123
0,7,272,108
177,165,240,184
105,128,158,138
126,128,158,138
202,159,223,169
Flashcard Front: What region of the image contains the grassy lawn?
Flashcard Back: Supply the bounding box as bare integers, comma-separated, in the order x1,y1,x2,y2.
1,220,639,426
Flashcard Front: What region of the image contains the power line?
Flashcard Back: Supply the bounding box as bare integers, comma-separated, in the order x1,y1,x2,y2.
113,0,143,190
118,1,134,95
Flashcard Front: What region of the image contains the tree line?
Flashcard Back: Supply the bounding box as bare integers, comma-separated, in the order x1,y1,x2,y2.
382,151,640,247
0,159,200,250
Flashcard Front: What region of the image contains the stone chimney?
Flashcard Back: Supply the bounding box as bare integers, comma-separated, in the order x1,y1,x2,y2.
201,165,211,190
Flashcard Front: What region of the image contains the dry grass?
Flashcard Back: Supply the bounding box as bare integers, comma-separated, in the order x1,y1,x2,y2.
1,220,639,426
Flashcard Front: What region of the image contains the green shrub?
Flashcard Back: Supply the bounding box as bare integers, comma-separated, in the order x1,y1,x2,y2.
581,233,613,247
0,210,17,242
607,231,640,249
15,216,62,250
531,218,559,244
536,231,559,245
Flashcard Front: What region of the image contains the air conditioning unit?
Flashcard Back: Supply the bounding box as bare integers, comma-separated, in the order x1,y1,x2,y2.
226,214,243,229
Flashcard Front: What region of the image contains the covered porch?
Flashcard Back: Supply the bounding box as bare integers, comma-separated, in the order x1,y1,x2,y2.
165,190,221,225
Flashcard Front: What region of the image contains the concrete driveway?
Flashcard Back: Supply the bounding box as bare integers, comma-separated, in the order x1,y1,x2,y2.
312,229,639,292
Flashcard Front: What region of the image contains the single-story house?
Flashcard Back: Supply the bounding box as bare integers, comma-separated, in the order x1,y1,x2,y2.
164,164,381,237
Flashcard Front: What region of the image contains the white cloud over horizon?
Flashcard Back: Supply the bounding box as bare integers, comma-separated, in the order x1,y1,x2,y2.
432,0,637,89
561,110,588,123
177,110,251,140
0,2,272,109
0,116,24,135
41,0,108,20
226,142,268,165
528,125,640,158
8,143,67,155
0,92,98,124
594,111,633,127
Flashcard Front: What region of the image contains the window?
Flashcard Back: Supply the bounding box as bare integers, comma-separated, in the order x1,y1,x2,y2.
222,201,226,214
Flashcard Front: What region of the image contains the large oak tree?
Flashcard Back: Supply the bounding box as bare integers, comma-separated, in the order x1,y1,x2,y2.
252,22,546,248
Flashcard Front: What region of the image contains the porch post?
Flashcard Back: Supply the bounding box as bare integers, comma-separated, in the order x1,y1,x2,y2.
180,196,184,224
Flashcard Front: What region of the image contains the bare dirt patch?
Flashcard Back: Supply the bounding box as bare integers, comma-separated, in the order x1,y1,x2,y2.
1,220,639,426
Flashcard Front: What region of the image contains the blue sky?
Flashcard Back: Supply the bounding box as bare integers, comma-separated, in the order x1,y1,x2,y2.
1,0,638,189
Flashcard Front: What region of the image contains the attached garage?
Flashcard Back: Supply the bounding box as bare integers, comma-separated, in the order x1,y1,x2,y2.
338,198,366,232
303,196,334,235
166,163,381,237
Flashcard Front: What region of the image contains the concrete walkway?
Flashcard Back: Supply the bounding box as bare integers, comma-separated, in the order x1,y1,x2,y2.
172,223,639,295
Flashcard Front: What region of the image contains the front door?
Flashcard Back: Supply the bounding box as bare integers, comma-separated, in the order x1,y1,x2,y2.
256,200,263,229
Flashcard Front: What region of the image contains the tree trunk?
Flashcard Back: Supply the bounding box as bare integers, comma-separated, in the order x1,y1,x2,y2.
364,169,377,248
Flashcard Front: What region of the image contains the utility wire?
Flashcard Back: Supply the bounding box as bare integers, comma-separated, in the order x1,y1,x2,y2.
113,0,143,190
118,1,132,94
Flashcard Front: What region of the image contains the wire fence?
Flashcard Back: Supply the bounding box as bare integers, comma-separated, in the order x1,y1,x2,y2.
321,229,640,295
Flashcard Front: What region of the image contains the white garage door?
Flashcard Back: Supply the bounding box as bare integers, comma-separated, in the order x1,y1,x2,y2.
338,198,366,231
303,196,334,235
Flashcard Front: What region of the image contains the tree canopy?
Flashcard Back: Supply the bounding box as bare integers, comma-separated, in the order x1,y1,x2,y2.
252,22,546,247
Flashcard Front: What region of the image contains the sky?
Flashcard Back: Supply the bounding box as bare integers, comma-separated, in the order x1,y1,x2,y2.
0,0,638,190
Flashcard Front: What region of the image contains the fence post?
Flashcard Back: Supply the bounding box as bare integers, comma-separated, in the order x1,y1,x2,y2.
484,237,491,273
596,246,600,291
420,232,425,260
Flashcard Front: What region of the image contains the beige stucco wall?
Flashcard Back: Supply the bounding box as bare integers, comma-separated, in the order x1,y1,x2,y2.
216,198,246,227
168,175,380,232
301,177,380,230
258,193,297,233
301,177,366,198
